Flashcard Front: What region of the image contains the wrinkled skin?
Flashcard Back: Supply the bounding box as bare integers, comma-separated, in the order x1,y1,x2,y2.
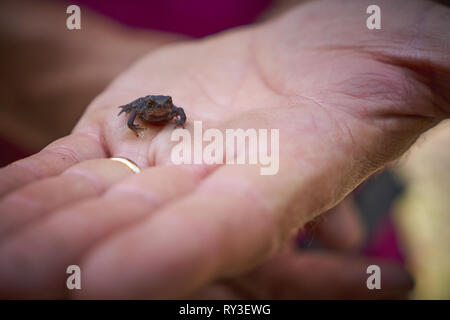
0,0,448,299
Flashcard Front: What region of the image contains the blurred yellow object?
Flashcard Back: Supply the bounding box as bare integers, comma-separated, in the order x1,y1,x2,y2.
395,120,450,299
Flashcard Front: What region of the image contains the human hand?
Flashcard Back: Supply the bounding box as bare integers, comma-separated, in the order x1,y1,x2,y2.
191,200,412,300
0,0,447,298
190,242,413,299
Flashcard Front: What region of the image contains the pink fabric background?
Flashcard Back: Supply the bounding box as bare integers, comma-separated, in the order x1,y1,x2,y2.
72,0,273,37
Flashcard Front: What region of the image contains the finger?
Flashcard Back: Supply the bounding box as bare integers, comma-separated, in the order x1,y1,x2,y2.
0,133,105,197
187,240,298,299
229,251,414,299
310,196,366,251
0,164,209,298
77,147,358,299
0,158,137,238
74,98,380,299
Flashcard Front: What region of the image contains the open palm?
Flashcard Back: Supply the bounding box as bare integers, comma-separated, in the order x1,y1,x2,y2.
0,0,448,298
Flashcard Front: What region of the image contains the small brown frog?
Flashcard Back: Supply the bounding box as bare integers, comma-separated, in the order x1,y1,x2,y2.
118,95,186,136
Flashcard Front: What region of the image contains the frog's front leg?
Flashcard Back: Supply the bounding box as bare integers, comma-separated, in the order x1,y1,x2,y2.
118,103,133,116
127,109,144,136
172,106,186,128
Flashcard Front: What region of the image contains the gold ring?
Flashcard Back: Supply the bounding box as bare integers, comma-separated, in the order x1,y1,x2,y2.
110,157,141,174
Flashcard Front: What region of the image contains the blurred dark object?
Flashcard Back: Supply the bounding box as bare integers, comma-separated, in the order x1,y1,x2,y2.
435,0,450,7
0,136,30,167
354,171,404,243
299,171,406,262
